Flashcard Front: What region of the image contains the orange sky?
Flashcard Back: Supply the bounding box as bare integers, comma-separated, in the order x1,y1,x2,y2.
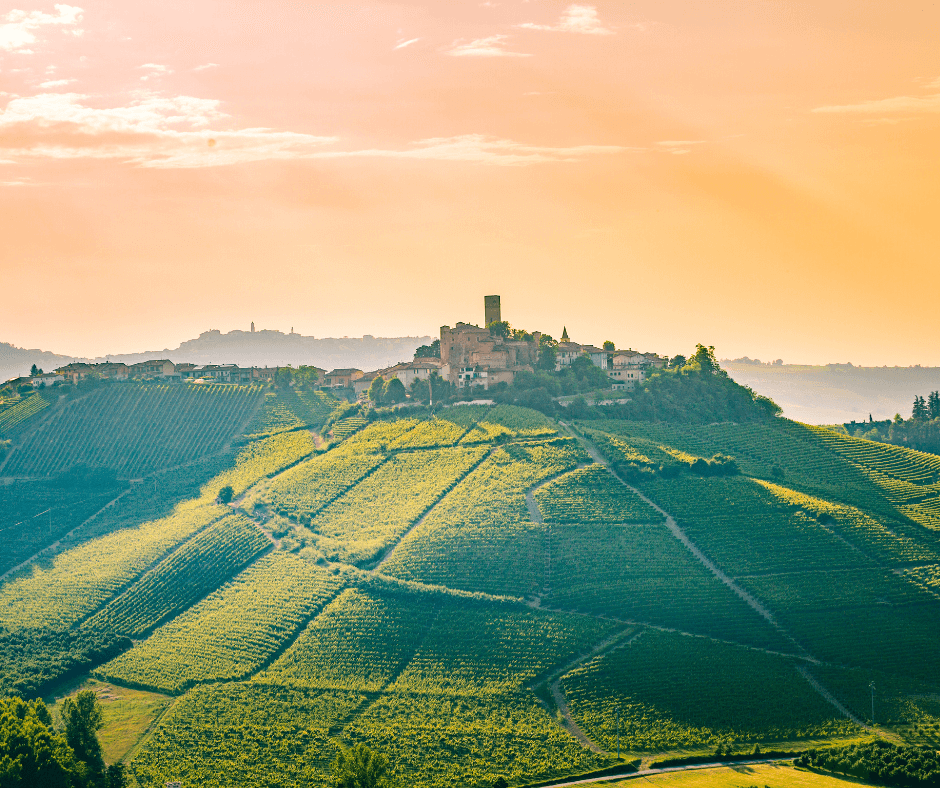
1,1,938,364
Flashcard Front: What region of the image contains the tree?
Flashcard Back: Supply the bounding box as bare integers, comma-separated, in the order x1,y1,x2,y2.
688,344,721,375
929,391,940,420
668,355,687,369
603,340,615,351
0,697,75,787
106,762,128,788
487,321,511,339
414,339,440,359
61,690,104,777
330,743,397,788
913,395,928,421
217,485,234,504
382,377,406,405
367,376,385,404
537,344,557,372
30,364,43,377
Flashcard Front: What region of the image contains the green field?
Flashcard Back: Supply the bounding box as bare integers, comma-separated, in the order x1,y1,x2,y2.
5,396,940,788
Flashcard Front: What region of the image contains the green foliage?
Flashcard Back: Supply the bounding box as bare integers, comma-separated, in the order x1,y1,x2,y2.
344,692,607,788
381,378,406,406
487,321,511,339
217,485,234,504
298,446,488,565
259,587,440,692
96,554,343,693
797,740,940,786
0,476,126,576
0,393,49,436
61,690,104,775
0,501,226,631
82,514,270,637
243,389,342,438
0,628,131,698
381,439,589,597
5,384,263,478
132,683,363,788
0,696,75,787
331,742,398,788
414,339,440,359
536,466,664,523
562,630,856,752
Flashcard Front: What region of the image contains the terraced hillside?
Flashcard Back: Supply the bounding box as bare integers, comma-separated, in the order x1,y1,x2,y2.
6,399,940,788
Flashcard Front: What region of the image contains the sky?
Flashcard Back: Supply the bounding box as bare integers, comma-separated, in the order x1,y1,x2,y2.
1,1,938,364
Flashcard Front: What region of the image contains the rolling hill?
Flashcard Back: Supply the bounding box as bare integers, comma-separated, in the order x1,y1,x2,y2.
3,387,940,787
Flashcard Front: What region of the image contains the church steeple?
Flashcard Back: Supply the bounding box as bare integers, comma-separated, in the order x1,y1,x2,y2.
560,326,569,343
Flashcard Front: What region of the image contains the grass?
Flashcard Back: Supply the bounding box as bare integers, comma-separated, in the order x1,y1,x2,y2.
52,677,172,765
574,762,885,788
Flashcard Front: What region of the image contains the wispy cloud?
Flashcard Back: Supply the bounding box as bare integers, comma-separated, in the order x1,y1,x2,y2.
138,63,173,82
0,93,629,168
518,4,614,35
813,79,940,116
394,37,420,50
192,63,219,72
0,4,83,53
656,140,706,155
39,77,76,88
813,92,940,115
445,34,531,57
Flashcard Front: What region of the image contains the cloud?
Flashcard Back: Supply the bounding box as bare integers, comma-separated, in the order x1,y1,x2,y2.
394,37,420,50
192,63,219,71
138,63,173,81
518,4,614,35
445,34,531,57
318,134,630,166
656,139,705,155
39,78,75,88
0,94,628,168
0,92,338,168
1,4,83,53
813,80,940,116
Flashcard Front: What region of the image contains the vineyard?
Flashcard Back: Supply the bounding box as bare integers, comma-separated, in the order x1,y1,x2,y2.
95,553,343,693
536,465,664,523
561,630,857,752
7,396,940,787
0,392,49,436
3,383,263,478
82,514,270,636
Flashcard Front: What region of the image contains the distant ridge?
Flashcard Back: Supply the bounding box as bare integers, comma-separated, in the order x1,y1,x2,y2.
722,361,940,424
0,329,433,383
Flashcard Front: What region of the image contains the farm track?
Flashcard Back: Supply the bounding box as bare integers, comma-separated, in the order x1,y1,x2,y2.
796,664,868,729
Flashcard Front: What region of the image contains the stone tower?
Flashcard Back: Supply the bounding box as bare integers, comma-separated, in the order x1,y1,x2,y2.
251,322,255,333
484,295,501,327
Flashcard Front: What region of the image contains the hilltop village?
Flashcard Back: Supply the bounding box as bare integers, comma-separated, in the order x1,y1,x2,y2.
0,296,667,404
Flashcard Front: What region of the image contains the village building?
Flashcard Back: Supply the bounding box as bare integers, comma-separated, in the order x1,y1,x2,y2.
323,368,363,388
129,359,177,378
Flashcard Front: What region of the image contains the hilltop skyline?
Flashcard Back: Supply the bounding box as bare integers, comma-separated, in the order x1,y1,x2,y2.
2,2,939,364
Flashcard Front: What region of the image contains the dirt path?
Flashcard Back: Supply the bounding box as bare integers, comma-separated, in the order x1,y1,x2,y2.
796,664,868,728
551,681,606,754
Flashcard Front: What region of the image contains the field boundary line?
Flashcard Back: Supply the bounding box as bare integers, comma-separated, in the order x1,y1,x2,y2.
370,447,495,572
70,508,234,631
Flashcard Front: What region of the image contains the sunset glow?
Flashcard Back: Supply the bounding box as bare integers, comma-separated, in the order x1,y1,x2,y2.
2,1,938,364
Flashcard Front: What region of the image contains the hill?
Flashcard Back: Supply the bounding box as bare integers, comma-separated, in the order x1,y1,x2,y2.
3,393,940,787
0,330,434,383
722,361,940,424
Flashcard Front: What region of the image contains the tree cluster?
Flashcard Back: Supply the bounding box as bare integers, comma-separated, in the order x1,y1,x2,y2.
796,740,940,787
273,365,321,390
367,376,407,406
849,391,940,454
0,691,127,787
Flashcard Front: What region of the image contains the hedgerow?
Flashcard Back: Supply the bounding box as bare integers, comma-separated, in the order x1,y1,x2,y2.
797,740,940,786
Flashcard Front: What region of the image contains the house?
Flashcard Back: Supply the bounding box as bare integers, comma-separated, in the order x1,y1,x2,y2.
392,360,442,389
193,364,241,383
55,363,95,383
323,369,363,388
96,362,130,379
129,359,177,378
353,372,384,398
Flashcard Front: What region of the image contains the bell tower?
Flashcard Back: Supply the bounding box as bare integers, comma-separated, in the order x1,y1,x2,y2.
484,295,501,326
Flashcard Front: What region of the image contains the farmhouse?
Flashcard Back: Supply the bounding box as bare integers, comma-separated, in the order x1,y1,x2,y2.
323,369,364,388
